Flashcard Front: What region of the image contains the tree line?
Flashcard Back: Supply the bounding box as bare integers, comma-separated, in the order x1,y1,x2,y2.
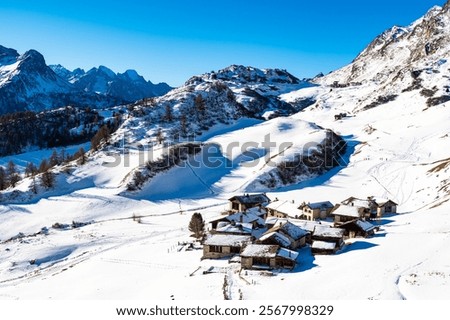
0,106,122,156
0,146,89,193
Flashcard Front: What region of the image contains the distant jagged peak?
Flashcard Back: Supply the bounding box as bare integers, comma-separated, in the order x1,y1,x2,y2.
87,65,117,78
18,49,47,69
0,44,172,114
121,69,143,82
14,49,59,78
0,44,18,56
49,64,72,77
19,49,45,61
72,67,85,75
0,45,19,65
185,64,300,86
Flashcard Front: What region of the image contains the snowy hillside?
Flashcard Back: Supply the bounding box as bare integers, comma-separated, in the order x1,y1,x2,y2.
1,2,450,301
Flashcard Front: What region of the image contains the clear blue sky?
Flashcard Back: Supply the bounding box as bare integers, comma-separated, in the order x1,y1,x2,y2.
0,0,445,86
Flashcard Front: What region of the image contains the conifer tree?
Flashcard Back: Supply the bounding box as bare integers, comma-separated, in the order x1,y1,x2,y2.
0,167,6,190
188,212,205,240
40,170,55,189
25,162,38,177
6,161,20,188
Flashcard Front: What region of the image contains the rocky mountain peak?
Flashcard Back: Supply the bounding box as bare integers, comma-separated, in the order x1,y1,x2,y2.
17,49,48,73
320,3,450,87
96,65,116,78
0,45,19,66
185,64,300,86
0,45,172,114
121,69,142,82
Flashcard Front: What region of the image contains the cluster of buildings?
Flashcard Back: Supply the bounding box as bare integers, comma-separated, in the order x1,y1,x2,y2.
201,194,397,271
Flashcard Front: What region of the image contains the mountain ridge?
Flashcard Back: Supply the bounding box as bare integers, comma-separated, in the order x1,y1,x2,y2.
0,45,172,114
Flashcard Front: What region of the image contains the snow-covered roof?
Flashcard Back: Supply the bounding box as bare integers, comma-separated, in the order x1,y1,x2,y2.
215,222,253,235
312,241,337,250
305,201,334,210
265,200,302,217
277,247,299,261
246,206,267,217
355,220,377,232
226,212,265,226
277,221,309,240
313,226,345,238
229,193,270,204
241,244,298,261
266,218,327,233
241,244,278,258
209,211,264,226
291,220,327,233
259,231,292,248
204,234,252,247
374,198,398,207
265,217,287,226
342,197,376,208
331,204,364,218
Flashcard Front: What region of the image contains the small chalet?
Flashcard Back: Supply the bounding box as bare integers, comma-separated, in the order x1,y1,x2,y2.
265,200,334,221
208,210,265,231
338,220,378,238
341,196,377,213
312,225,345,244
311,241,339,255
265,200,302,219
331,204,366,225
374,199,398,217
229,194,270,213
265,217,329,244
258,221,308,250
298,201,334,220
312,225,345,254
202,234,252,259
240,244,298,270
341,196,398,218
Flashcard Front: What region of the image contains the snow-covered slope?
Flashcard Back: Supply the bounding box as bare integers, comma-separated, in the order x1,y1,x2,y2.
1,2,450,300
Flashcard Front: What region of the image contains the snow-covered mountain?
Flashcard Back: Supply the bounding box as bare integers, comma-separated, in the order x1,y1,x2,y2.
186,64,301,85
0,47,72,114
50,64,171,102
319,3,450,113
0,45,171,114
180,65,314,119
1,2,450,301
